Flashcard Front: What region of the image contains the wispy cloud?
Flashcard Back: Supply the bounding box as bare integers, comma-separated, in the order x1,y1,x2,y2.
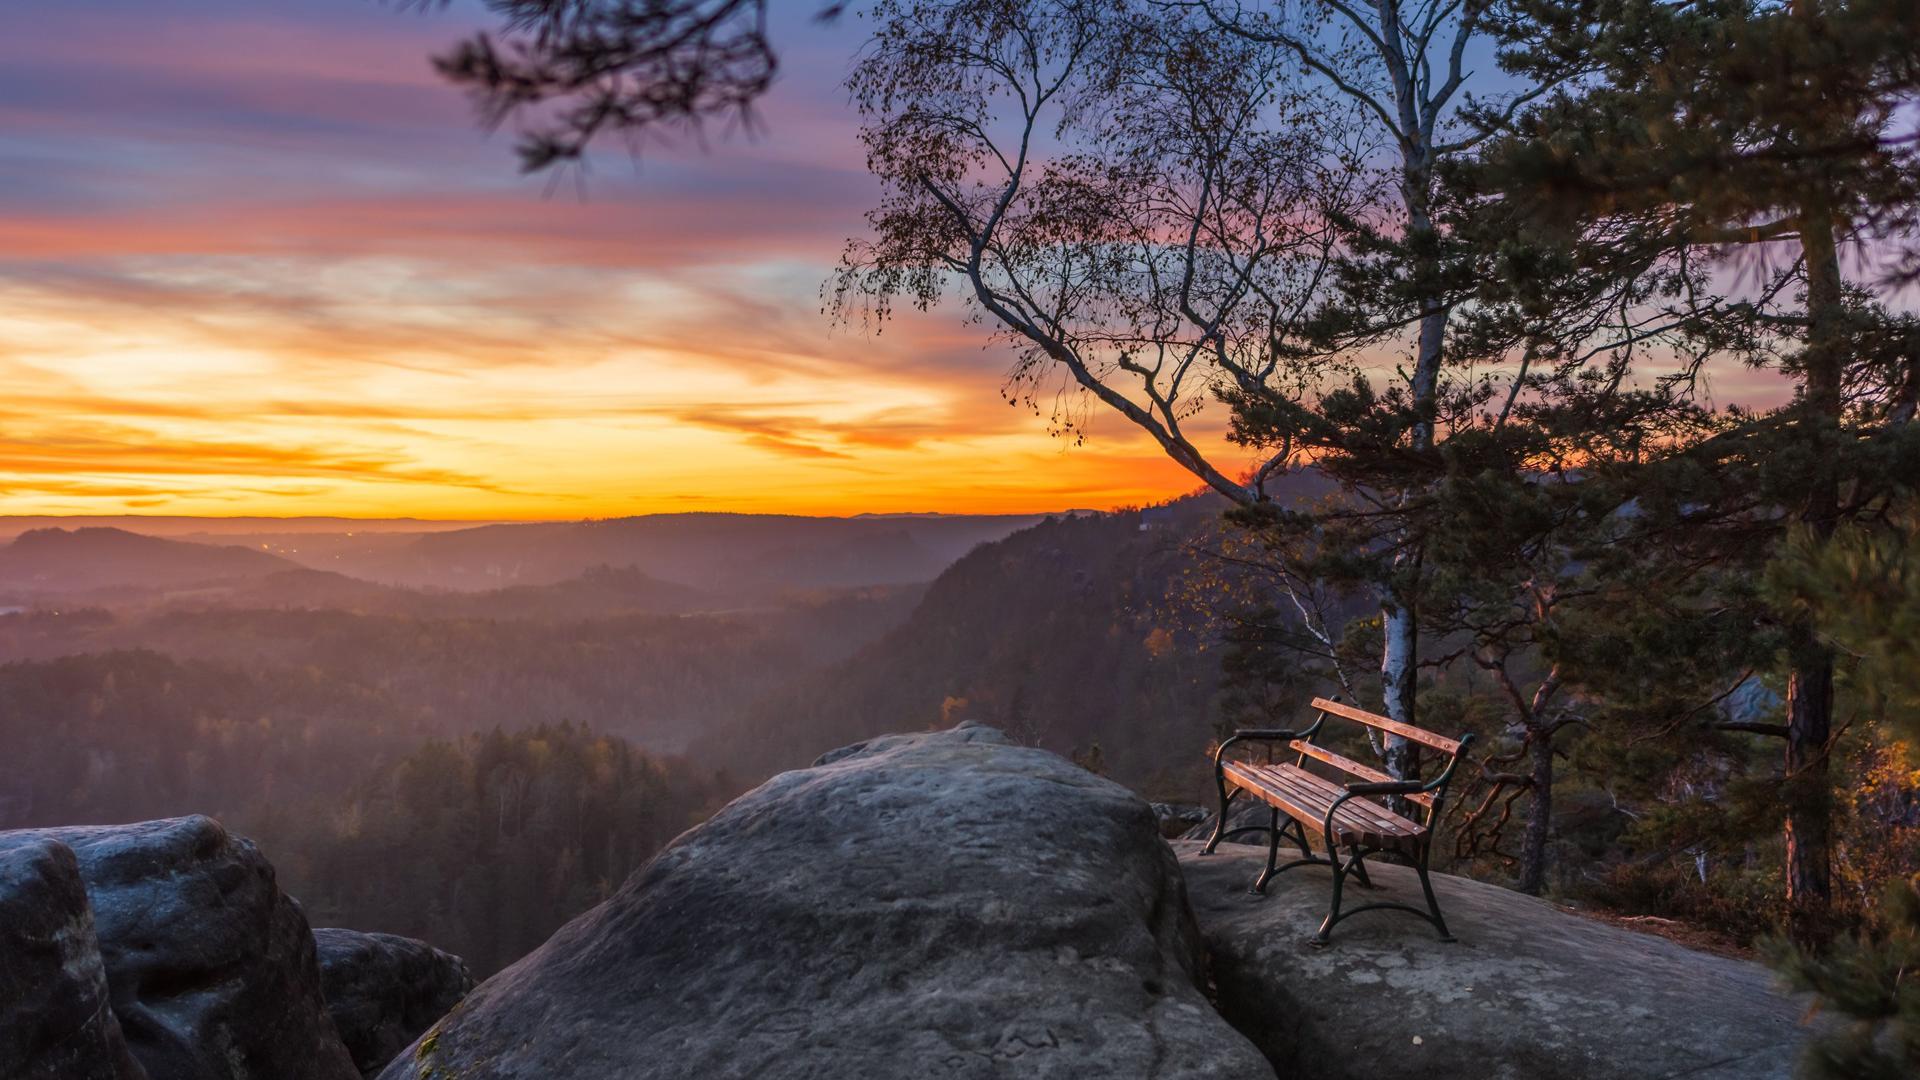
0,0,1218,518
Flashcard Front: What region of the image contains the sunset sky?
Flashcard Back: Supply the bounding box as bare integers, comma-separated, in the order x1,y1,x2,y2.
2,1,1795,521
0,0,1212,518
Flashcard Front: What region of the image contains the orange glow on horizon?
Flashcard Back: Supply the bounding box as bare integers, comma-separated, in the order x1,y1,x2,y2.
0,256,1224,518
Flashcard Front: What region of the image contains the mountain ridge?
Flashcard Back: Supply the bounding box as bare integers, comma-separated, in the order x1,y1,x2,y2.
0,528,302,594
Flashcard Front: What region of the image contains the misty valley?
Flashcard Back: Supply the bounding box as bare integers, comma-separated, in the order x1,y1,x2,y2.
0,507,1239,976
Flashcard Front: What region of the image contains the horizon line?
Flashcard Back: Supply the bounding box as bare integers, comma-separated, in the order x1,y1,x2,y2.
0,506,1132,525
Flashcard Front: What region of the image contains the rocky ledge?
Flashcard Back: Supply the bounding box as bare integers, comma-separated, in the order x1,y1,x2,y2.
0,833,146,1080
27,816,359,1080
381,722,1276,1080
1177,840,1807,1080
315,929,476,1077
0,816,472,1080
5,726,1816,1080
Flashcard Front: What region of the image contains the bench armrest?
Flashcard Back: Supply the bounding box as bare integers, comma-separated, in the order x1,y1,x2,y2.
1212,698,1353,772
1344,780,1424,796
1227,728,1311,741
1216,715,1326,759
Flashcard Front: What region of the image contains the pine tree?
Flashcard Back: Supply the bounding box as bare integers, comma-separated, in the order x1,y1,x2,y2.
1487,0,1920,936
1766,515,1920,1078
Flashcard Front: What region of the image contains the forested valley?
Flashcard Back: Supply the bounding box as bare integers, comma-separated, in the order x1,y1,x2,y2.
0,504,1301,974
6,489,1914,989
0,517,973,974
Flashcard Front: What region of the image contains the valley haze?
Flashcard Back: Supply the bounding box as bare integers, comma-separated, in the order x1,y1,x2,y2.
0,501,1233,980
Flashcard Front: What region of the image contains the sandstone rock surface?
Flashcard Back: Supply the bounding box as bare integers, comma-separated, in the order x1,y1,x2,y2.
314,928,475,1076
1177,840,1809,1080
34,816,359,1080
379,723,1276,1080
0,834,147,1080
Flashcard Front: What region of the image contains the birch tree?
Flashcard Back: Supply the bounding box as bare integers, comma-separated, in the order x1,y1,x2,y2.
835,0,1376,493
1191,0,1605,779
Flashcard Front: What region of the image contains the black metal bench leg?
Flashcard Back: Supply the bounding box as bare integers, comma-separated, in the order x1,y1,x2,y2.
1202,774,1238,855
1290,820,1313,860
1313,851,1349,944
1416,855,1455,943
1251,806,1283,894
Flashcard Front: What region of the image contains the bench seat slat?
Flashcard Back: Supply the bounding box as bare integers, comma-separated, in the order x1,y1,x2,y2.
1288,740,1435,808
1224,762,1417,848
1222,760,1424,851
1272,767,1419,836
1310,697,1462,754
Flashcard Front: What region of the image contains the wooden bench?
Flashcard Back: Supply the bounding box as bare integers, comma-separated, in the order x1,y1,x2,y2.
1201,697,1475,943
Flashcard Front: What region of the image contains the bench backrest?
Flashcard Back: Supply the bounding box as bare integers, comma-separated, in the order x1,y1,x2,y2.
1308,697,1463,755
1294,697,1469,822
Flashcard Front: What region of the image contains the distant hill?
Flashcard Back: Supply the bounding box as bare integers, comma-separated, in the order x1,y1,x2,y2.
197,568,408,612
434,565,714,619
317,513,1049,596
687,500,1225,796
690,479,1337,798
203,565,713,620
176,530,450,571
0,574,928,753
0,516,497,543
0,528,300,595
0,511,1051,610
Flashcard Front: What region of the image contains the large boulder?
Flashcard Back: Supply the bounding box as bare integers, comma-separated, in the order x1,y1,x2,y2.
379,722,1276,1080
314,929,474,1076
0,835,147,1080
1176,841,1809,1080
33,816,359,1080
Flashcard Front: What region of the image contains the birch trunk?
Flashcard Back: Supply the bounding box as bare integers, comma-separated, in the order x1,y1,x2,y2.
1377,160,1446,779
1380,593,1419,782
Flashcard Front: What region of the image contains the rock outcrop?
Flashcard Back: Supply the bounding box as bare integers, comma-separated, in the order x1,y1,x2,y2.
31,816,360,1080
1150,803,1209,839
1177,840,1808,1080
1179,802,1272,846
379,722,1276,1080
314,929,475,1077
5,751,1813,1080
0,834,147,1080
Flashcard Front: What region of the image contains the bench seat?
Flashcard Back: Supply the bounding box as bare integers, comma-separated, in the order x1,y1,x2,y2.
1220,760,1423,851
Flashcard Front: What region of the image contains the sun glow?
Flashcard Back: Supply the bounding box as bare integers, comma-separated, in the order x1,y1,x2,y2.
0,3,1220,519
0,256,1214,517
